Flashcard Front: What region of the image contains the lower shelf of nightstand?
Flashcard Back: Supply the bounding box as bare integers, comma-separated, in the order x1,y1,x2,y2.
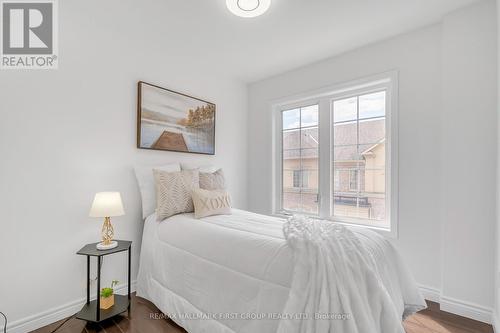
76,294,130,323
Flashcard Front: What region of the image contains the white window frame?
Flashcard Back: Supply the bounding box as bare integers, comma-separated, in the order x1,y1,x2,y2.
275,100,321,217
272,71,399,238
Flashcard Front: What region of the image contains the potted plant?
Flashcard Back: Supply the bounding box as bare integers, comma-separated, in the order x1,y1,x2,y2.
100,280,119,309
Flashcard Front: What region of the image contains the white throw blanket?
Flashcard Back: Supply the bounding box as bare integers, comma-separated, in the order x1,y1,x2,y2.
278,215,426,333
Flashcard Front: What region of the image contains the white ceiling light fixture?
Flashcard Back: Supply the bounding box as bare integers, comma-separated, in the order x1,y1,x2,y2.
226,0,271,18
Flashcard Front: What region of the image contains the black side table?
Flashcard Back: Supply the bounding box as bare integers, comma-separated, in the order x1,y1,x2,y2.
76,240,132,323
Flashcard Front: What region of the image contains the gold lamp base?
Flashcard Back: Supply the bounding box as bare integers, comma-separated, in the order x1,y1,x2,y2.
96,217,118,250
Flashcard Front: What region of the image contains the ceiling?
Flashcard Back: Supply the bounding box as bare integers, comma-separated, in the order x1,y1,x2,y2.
137,0,483,83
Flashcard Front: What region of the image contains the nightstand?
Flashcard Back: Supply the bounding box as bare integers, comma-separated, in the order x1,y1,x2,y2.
76,240,132,323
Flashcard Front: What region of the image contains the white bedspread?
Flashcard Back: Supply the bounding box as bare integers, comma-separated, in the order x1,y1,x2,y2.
137,209,425,333
278,215,426,333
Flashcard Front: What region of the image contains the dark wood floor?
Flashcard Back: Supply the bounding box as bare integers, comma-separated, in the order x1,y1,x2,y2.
32,294,493,333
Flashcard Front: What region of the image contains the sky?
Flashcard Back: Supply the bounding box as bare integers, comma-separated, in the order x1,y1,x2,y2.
142,83,208,119
282,91,386,129
334,91,386,123
283,105,318,129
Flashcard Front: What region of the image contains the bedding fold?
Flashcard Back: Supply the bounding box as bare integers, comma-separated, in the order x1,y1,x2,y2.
278,215,426,333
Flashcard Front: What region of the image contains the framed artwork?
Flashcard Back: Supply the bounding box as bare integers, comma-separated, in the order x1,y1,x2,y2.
137,81,216,155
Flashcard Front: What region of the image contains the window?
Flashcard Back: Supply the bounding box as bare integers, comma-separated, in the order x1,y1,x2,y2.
293,170,301,188
292,170,309,188
281,105,319,214
334,170,340,190
333,91,386,223
274,73,397,234
349,169,359,191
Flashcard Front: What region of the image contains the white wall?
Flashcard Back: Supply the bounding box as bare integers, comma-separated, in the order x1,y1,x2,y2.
440,0,497,317
0,0,248,330
496,0,500,329
248,0,496,321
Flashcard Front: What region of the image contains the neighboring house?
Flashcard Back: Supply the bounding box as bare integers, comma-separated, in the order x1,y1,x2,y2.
283,118,385,221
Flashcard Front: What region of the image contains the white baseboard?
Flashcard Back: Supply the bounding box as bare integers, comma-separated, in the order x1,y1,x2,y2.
492,313,499,333
6,281,136,333
418,284,441,303
440,296,493,325
417,284,493,325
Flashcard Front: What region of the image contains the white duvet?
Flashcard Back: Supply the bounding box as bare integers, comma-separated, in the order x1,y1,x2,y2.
278,215,425,333
137,209,425,333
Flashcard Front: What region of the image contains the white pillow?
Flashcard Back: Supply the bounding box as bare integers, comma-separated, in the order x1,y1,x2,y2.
200,169,226,190
180,163,219,173
134,163,181,218
192,189,232,219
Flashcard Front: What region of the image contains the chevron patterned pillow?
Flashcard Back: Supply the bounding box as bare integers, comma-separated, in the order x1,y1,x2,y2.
154,169,200,221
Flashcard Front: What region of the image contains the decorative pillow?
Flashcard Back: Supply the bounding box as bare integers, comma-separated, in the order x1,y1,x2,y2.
134,163,181,219
200,169,226,190
154,169,199,221
192,189,232,219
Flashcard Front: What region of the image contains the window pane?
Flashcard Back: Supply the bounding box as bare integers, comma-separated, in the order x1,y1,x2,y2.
333,97,357,123
362,143,386,170
301,192,319,214
299,148,317,159
283,129,300,150
333,145,361,162
283,169,295,190
334,121,357,146
364,195,385,221
359,91,385,120
333,168,350,192
301,127,318,149
301,105,319,127
282,108,300,130
359,118,385,145
283,192,300,211
333,195,369,219
302,168,318,191
364,169,386,195
293,170,301,188
283,148,301,160
335,194,385,221
332,91,387,227
333,170,340,191
281,104,319,215
349,169,359,192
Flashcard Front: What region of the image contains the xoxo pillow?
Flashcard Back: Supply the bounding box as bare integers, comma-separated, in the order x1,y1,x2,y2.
192,189,232,219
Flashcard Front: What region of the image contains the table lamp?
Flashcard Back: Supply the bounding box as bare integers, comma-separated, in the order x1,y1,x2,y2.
89,192,125,250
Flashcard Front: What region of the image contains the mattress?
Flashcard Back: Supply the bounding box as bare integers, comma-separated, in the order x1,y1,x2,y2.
136,209,422,333
137,209,294,333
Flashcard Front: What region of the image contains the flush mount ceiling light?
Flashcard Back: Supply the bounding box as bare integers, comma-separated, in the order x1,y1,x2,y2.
226,0,271,18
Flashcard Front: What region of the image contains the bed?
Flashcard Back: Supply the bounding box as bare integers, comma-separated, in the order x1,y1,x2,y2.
136,208,425,333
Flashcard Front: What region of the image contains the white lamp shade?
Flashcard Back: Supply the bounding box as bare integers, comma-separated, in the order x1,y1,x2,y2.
89,192,125,218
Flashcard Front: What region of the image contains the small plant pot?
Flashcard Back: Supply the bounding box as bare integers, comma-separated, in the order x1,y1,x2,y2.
100,295,114,310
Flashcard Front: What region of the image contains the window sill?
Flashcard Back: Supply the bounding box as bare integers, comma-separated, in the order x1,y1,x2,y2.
272,212,398,239
329,218,398,239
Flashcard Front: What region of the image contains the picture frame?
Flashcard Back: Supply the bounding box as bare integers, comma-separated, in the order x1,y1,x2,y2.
137,81,216,155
